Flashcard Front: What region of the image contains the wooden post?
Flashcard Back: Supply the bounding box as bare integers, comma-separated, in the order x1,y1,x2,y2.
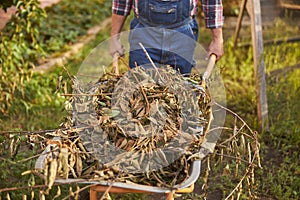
246,0,269,131
234,0,247,47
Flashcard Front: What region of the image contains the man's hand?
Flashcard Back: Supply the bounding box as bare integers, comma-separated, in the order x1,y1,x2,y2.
110,35,125,57
207,28,224,61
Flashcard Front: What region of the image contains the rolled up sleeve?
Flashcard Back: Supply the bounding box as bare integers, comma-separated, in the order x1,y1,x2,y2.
202,0,224,28
112,0,133,16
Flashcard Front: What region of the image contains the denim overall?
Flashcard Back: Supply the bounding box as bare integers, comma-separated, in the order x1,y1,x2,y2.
129,0,198,75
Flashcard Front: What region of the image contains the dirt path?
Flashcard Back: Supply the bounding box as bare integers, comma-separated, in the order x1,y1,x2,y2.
0,0,60,30
33,17,111,73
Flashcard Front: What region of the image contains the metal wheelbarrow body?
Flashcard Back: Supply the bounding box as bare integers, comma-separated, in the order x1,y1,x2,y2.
35,139,201,200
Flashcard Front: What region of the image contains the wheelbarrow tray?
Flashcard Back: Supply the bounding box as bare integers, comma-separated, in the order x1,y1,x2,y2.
35,137,201,194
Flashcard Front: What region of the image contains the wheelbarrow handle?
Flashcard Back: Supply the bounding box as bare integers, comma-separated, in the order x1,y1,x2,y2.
203,54,217,81
201,54,217,87
112,53,119,75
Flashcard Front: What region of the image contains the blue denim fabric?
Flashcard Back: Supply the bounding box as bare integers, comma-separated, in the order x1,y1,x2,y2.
137,0,192,29
190,17,199,41
128,17,198,75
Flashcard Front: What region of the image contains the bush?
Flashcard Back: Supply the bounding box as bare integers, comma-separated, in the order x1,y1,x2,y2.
0,0,46,114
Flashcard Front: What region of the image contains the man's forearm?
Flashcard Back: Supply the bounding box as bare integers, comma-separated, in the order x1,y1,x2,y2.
211,28,223,43
111,14,127,37
110,14,128,56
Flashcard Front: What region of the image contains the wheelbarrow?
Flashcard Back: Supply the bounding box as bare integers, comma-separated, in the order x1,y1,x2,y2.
35,55,218,200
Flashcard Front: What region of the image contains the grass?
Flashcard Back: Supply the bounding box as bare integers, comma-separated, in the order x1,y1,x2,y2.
258,61,300,199
215,16,300,199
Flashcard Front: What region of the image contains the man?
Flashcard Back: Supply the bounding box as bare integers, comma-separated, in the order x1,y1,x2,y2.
110,0,224,75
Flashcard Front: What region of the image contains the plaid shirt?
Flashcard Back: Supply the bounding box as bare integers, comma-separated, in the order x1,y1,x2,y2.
112,0,224,28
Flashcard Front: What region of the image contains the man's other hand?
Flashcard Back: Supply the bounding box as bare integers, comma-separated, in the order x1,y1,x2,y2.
208,28,224,61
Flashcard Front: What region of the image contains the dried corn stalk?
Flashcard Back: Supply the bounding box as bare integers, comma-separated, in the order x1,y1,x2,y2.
200,103,261,199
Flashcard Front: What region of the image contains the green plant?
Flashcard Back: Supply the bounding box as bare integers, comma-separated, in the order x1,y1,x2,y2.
1,71,68,130
0,0,112,116
38,0,111,54
0,0,46,114
0,0,14,11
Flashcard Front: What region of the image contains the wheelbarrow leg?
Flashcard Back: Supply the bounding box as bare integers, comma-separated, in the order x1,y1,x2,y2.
166,192,175,200
90,187,97,200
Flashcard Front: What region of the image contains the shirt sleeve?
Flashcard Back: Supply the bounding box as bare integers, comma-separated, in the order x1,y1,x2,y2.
112,0,133,16
201,0,224,28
